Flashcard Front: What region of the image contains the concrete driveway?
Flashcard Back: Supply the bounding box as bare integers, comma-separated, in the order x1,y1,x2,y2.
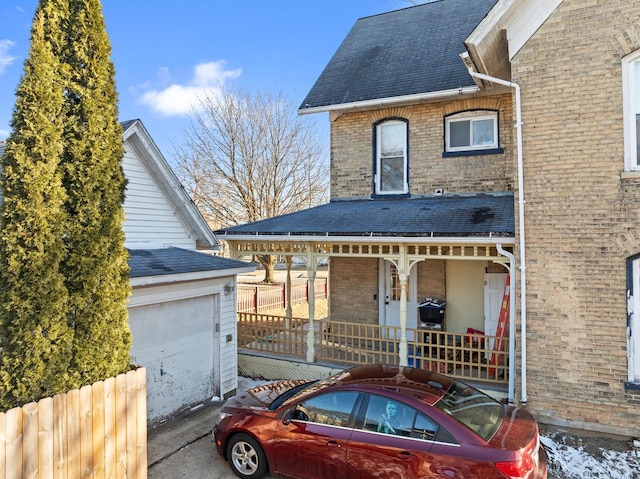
147,397,278,478
147,402,225,478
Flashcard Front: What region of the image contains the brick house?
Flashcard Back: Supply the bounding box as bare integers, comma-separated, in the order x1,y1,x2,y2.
217,0,640,436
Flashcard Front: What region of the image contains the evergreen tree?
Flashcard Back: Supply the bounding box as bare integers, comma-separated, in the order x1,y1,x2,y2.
0,4,72,408
0,0,131,408
59,0,131,385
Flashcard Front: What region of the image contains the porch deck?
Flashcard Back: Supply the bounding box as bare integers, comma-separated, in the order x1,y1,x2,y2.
237,312,509,387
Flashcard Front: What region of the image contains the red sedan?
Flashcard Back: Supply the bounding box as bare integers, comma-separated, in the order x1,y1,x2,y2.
213,364,547,479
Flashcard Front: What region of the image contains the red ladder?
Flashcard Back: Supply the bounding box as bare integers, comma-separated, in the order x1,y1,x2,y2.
489,275,510,377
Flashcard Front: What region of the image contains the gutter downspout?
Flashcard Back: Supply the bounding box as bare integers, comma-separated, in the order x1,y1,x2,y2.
467,68,528,406
497,243,516,405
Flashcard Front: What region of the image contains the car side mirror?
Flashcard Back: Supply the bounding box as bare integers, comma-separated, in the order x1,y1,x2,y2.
282,409,293,425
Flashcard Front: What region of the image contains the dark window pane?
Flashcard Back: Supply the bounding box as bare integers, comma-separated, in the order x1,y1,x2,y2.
450,121,470,148
364,395,415,437
380,156,405,192
294,391,358,427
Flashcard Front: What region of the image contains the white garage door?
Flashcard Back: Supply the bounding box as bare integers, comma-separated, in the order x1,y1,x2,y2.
129,295,218,423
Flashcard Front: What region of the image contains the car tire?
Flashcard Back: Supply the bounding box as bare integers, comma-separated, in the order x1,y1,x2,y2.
227,433,268,479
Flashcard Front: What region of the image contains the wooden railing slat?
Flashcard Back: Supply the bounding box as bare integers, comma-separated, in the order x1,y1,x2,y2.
238,313,509,385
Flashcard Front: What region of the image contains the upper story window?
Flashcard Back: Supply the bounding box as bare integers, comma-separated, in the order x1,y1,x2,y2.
444,110,502,156
374,118,409,196
623,52,640,171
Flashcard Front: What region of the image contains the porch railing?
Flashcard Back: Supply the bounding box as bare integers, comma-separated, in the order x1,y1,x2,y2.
237,313,508,385
237,280,328,313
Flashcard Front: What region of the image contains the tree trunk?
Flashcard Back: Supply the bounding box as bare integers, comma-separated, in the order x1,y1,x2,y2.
257,255,276,283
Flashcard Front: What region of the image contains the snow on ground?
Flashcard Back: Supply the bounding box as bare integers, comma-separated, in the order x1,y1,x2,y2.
237,376,640,479
541,431,640,479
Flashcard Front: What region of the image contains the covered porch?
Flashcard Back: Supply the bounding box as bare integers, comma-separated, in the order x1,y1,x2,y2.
216,194,518,401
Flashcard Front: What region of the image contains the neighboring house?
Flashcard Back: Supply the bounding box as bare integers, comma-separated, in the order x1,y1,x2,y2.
121,120,253,424
216,0,640,437
0,120,254,425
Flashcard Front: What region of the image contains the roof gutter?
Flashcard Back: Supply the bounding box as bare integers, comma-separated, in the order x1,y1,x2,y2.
466,64,528,406
298,86,480,115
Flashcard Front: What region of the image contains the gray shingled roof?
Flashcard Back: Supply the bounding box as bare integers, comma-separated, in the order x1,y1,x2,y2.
128,247,250,278
216,193,514,238
299,0,498,111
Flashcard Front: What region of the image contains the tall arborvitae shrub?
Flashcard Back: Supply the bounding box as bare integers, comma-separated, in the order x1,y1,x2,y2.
0,0,131,409
0,5,72,408
60,0,131,385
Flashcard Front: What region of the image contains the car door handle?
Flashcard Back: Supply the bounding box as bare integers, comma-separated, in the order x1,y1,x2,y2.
327,440,342,448
399,451,416,461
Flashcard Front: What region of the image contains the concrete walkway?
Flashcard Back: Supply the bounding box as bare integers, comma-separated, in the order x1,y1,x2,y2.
147,381,278,478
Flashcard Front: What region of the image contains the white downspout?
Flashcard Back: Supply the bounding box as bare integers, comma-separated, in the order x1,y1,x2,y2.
467,68,528,405
497,243,516,405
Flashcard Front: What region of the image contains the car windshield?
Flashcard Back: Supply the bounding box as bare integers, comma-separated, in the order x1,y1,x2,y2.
434,381,504,441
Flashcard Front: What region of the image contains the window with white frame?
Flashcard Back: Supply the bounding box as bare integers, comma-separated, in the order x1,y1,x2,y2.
444,110,499,154
627,255,640,388
375,119,408,195
623,52,640,171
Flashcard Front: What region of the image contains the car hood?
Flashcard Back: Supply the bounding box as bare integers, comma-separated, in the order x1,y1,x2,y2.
228,379,310,409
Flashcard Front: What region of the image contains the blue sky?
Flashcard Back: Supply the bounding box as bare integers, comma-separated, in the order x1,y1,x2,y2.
0,0,409,159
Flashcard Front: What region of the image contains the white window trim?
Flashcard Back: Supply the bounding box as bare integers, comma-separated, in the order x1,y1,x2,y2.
629,258,640,384
445,111,498,152
623,50,640,171
375,119,408,195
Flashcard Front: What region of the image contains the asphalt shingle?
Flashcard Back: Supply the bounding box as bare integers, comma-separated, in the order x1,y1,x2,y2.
128,247,249,278
216,193,514,238
299,0,498,111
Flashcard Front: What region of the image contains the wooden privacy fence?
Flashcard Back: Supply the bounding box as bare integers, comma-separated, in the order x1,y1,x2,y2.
237,314,508,385
237,279,328,313
0,367,147,479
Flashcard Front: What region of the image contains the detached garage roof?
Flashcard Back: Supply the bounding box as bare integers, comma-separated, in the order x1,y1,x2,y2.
128,246,251,278
216,193,514,239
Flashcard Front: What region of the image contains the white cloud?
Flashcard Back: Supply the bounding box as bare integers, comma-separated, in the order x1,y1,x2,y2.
0,39,16,75
139,60,242,116
0,129,9,141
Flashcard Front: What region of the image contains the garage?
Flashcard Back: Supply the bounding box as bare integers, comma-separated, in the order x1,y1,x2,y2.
129,294,219,423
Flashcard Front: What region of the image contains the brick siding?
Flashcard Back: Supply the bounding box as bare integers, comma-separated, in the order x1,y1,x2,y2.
330,95,515,199
511,0,640,435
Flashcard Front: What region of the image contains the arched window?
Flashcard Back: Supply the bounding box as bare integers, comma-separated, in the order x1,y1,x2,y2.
374,118,409,196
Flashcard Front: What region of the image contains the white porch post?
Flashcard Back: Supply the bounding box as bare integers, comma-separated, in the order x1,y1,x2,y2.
285,256,292,324
398,245,408,366
306,249,317,362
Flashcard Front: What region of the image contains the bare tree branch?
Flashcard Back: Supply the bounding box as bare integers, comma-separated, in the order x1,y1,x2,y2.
173,87,329,282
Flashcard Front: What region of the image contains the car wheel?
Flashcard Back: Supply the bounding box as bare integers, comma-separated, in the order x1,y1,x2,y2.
227,433,268,479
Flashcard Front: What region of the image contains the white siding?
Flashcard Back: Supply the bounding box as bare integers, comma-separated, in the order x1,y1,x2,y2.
122,147,195,249
128,275,238,424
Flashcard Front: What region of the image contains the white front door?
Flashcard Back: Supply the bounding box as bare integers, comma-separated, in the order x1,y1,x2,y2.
380,260,418,339
484,273,507,351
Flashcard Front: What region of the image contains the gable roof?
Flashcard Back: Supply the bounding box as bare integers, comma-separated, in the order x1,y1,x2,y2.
121,119,218,250
216,193,514,240
299,0,499,114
